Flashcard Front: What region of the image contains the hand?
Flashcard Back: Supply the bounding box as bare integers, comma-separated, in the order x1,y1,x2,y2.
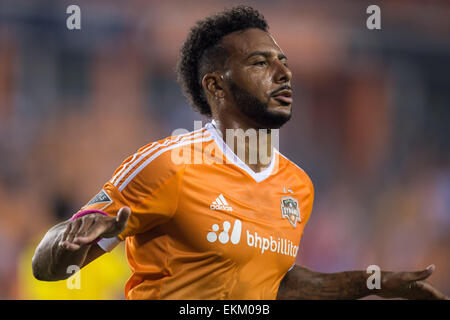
379,264,449,300
59,206,131,251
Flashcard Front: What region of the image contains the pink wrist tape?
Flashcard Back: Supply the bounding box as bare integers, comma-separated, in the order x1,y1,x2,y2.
70,209,109,221
70,209,110,244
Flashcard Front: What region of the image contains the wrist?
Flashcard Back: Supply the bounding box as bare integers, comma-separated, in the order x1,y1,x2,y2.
375,271,396,298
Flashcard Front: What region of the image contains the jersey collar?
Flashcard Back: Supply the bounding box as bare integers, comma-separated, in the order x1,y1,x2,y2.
205,121,277,183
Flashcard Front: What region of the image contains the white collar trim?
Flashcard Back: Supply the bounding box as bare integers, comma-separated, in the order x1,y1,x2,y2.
205,121,276,183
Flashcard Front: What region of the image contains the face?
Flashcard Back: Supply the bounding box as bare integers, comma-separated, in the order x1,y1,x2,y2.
221,28,293,128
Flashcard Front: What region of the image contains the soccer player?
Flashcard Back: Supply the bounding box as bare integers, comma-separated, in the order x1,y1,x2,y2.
32,6,448,300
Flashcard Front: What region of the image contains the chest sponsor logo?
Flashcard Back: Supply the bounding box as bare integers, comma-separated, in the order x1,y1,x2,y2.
206,219,298,258
281,196,300,228
207,220,242,244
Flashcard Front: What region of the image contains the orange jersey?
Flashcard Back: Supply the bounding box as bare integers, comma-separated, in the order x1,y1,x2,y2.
78,122,314,300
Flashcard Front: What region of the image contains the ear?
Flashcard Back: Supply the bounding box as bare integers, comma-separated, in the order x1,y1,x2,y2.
202,73,226,100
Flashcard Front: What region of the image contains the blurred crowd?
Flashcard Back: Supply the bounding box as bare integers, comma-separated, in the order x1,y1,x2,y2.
0,0,449,299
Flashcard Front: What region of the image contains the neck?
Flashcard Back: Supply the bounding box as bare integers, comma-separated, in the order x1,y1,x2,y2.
212,118,274,173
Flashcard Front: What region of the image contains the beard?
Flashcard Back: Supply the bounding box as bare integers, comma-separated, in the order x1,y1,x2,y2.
227,80,291,129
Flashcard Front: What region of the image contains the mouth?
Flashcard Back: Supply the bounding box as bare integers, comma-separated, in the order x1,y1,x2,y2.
271,89,293,105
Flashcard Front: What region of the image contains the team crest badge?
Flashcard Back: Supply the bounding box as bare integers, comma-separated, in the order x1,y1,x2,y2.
280,196,301,227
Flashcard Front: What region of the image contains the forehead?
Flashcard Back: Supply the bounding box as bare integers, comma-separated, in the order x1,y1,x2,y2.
221,28,283,59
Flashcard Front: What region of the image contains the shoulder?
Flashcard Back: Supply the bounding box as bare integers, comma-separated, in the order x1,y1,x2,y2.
110,126,212,192
275,149,314,194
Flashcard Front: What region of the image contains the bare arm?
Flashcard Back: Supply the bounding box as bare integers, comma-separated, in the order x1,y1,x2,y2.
277,265,372,300
32,207,130,281
277,265,449,300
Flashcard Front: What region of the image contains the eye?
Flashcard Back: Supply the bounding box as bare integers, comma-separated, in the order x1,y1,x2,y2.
253,61,266,66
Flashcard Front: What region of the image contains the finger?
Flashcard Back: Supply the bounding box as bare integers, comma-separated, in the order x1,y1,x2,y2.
102,207,131,238
66,218,82,244
116,207,131,228
404,281,449,300
402,265,434,282
73,216,96,243
60,222,72,245
60,240,82,251
73,222,108,245
60,223,80,250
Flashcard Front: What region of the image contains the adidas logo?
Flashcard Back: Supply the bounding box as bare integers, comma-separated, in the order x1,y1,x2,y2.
210,194,233,211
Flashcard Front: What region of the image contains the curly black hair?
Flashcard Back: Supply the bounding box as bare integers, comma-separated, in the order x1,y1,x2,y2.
176,5,269,117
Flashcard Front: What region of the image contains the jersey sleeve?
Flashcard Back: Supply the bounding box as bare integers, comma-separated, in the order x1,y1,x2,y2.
74,142,185,242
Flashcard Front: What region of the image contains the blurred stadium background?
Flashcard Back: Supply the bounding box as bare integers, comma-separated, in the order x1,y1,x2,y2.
0,0,449,299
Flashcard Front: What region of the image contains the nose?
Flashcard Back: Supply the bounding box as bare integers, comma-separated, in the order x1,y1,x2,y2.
273,60,292,84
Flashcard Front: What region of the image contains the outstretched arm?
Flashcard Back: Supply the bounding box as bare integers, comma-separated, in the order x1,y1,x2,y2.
32,207,130,281
277,265,372,300
277,264,449,300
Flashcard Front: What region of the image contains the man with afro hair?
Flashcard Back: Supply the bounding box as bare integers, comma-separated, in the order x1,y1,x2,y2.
33,5,448,300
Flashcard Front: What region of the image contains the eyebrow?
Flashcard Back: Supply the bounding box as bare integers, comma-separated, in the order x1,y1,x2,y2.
246,51,287,61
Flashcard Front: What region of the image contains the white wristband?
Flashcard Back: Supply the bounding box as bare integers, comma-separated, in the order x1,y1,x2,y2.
97,236,122,252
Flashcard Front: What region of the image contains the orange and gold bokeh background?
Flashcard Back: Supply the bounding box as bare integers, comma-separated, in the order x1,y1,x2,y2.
0,0,449,299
